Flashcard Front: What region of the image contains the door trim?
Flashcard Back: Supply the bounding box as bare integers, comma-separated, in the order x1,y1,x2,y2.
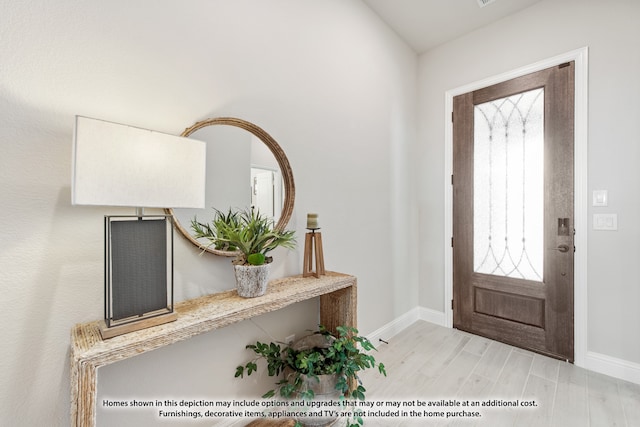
444,47,588,366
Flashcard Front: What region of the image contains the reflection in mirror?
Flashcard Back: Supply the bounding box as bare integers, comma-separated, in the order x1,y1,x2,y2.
251,166,282,219
167,118,295,256
173,126,282,231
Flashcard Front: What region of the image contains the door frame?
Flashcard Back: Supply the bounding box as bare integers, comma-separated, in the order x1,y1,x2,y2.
443,47,589,366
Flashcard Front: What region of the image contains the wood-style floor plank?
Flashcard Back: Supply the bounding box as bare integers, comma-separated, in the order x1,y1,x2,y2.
358,320,640,427
551,362,589,427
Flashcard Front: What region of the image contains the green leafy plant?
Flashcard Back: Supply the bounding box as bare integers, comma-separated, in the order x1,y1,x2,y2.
235,325,386,426
190,208,241,252
191,208,295,265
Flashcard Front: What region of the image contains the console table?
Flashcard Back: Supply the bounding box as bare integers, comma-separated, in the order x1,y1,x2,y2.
70,272,357,427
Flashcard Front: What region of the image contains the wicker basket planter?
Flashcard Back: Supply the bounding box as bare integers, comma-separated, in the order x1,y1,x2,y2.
286,334,340,427
285,371,340,427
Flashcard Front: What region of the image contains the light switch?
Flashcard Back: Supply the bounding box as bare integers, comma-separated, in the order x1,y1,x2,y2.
593,213,617,230
593,190,608,207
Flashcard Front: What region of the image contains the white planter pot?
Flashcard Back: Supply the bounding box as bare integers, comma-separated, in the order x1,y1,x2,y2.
233,263,270,298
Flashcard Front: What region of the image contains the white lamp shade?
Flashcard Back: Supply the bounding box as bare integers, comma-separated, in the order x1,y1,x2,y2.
72,116,206,209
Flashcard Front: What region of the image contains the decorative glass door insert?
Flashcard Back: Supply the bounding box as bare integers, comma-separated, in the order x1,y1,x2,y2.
473,88,544,281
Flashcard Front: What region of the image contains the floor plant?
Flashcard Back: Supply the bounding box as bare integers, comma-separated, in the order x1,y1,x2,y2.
235,325,387,426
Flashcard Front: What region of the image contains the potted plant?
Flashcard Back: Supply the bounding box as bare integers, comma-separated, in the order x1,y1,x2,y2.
235,325,387,427
191,208,296,297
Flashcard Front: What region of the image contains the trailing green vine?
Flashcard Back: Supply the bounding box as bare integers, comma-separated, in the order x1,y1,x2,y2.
235,325,386,426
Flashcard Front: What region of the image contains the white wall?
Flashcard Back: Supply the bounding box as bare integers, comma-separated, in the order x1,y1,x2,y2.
417,0,640,369
0,1,417,425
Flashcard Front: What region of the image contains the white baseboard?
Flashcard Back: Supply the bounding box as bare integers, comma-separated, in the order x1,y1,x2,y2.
367,306,640,386
364,306,446,344
418,306,447,326
364,307,421,344
585,351,640,385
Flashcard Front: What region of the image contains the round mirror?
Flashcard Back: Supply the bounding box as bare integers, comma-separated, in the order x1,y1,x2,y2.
166,117,295,256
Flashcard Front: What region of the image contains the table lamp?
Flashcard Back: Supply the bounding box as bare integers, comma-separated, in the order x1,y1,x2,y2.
72,116,206,339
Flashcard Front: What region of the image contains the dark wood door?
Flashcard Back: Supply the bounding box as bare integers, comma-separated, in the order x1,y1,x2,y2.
453,62,575,361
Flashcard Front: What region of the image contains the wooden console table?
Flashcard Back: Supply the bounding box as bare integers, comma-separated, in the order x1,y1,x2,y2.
70,272,356,427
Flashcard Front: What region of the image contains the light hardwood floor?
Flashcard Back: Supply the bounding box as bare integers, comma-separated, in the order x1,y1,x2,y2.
358,320,640,427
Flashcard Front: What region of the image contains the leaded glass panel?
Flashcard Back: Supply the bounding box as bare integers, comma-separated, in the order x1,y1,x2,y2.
474,88,544,281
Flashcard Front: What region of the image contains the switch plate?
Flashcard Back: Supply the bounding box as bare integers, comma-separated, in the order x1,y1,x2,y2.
593,213,617,230
593,190,608,207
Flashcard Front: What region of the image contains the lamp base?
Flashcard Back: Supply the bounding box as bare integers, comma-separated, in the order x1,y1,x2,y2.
99,311,178,339
103,215,176,339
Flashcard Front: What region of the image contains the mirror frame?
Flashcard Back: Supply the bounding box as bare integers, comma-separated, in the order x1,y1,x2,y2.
165,117,295,256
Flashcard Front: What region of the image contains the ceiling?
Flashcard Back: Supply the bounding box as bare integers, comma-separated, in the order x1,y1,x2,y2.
362,0,542,53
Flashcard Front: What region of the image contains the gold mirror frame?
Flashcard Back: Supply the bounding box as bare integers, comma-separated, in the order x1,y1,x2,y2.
165,117,295,256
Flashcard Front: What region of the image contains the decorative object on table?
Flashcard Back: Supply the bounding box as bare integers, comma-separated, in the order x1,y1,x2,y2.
72,115,206,339
191,207,296,297
303,213,325,278
235,325,386,427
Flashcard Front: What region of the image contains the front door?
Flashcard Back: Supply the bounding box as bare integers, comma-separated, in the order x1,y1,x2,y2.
452,62,575,361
